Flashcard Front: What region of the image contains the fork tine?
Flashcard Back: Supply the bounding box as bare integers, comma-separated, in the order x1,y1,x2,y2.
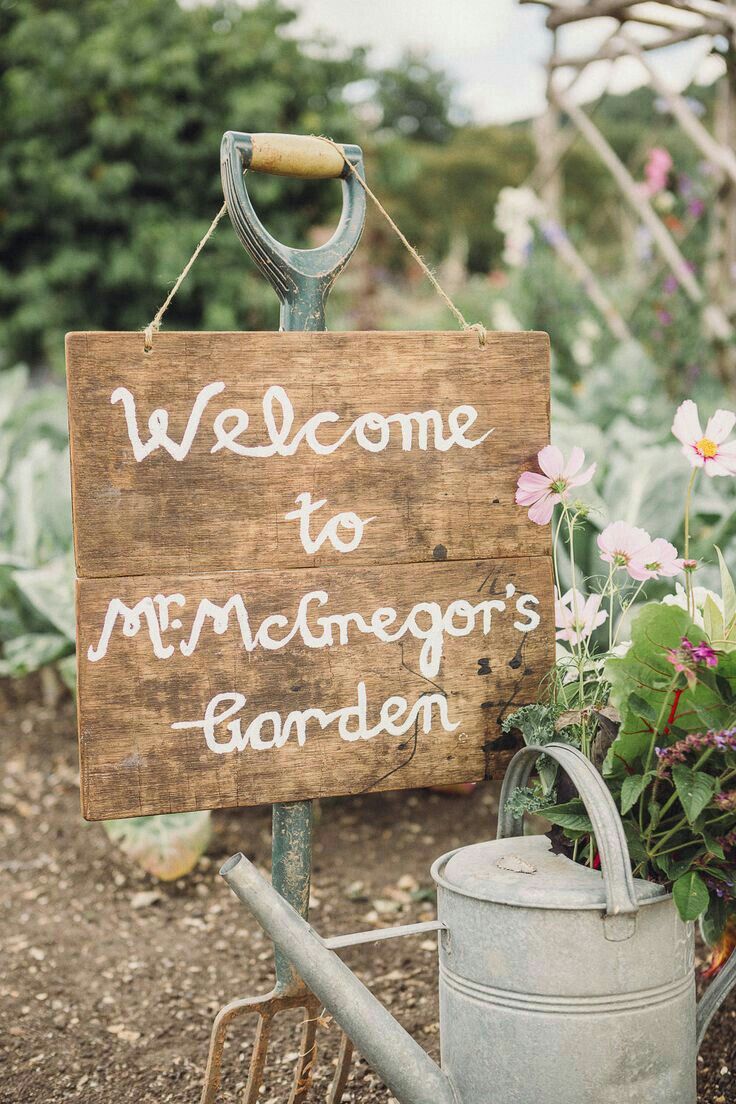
243,1010,273,1104
200,989,277,1104
327,1032,355,1103
202,986,355,1104
288,995,321,1104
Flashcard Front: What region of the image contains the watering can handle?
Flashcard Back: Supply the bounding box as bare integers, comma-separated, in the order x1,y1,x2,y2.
220,130,366,330
498,743,640,941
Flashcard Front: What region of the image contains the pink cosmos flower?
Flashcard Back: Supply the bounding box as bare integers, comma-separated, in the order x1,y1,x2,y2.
672,400,736,477
597,521,651,575
628,537,684,582
515,445,596,525
555,588,608,646
644,147,673,195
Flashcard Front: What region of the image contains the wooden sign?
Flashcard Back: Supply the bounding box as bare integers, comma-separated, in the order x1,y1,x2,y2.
67,331,554,820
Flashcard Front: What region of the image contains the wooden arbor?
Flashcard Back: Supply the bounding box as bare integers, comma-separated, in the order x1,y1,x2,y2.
520,0,736,355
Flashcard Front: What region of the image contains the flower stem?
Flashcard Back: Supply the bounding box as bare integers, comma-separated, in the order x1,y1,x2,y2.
683,468,697,617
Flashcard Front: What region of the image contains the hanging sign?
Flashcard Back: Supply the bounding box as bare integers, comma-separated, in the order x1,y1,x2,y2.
67,330,554,820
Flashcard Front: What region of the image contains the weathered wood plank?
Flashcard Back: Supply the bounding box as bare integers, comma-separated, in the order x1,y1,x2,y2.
68,329,554,819
66,331,550,578
77,556,554,820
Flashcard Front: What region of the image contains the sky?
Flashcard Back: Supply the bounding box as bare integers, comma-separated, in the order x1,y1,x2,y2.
284,0,726,123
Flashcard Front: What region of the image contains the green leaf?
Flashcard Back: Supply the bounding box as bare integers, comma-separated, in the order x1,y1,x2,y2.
11,554,75,641
622,820,649,864
542,799,593,833
603,726,652,778
716,546,736,635
703,594,725,646
0,632,72,677
701,833,726,861
654,853,693,881
672,765,717,824
606,605,736,779
56,653,77,693
620,773,650,815
673,871,710,922
103,812,212,881
627,694,659,727
701,894,729,947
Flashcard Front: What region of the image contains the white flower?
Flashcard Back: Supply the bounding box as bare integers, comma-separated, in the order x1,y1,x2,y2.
572,337,593,367
662,583,723,630
494,187,541,268
555,588,608,646
672,399,736,477
579,318,601,341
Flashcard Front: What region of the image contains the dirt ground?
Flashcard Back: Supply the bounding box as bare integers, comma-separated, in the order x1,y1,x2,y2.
1,691,735,1104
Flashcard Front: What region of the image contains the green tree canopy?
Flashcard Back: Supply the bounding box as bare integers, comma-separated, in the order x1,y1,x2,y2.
0,0,369,367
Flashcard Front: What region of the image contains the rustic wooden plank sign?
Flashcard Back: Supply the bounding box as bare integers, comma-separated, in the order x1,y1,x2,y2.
66,330,554,821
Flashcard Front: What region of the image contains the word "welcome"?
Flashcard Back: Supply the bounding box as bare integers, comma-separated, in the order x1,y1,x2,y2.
111,382,493,462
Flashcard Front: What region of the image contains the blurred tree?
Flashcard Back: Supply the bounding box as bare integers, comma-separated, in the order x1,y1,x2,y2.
366,124,535,275
374,51,461,143
0,0,368,368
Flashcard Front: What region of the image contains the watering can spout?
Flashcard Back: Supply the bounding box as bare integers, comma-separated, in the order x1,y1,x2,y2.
220,853,458,1104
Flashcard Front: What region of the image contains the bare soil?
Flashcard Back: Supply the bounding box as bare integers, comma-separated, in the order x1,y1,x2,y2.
1,691,734,1103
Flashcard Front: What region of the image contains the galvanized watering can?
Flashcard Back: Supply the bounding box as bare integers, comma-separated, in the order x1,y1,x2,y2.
220,743,736,1104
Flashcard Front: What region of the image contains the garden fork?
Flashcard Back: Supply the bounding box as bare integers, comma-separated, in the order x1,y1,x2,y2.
200,131,366,1103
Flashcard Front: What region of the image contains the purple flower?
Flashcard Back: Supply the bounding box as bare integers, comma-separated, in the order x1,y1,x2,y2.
688,198,705,219
663,274,678,294
656,725,736,775
657,309,673,326
682,637,719,668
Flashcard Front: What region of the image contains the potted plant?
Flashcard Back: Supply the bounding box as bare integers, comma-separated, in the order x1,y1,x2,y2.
506,398,736,967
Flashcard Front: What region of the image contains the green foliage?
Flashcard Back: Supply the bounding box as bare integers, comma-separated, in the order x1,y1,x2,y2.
704,548,736,652
0,0,368,368
605,605,736,782
0,366,75,679
503,783,556,820
672,765,717,824
540,799,594,834
673,871,710,923
502,703,558,746
502,702,571,795
0,367,211,878
372,51,461,143
584,602,736,924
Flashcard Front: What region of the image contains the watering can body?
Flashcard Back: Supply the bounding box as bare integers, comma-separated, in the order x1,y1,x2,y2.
433,835,694,1103
220,743,736,1104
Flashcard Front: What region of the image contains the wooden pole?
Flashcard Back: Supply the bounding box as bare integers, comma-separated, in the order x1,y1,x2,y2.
550,23,722,68
616,30,736,184
534,210,633,341
551,83,732,338
714,11,736,323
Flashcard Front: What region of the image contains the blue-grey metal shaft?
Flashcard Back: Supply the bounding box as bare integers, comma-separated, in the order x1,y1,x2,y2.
270,242,325,990
221,130,366,993
221,853,458,1104
271,800,312,990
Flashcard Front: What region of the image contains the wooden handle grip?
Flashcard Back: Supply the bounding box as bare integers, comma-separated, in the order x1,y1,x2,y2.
248,133,346,179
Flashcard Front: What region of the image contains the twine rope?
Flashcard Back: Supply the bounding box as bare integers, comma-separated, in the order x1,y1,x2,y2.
143,201,229,350
142,145,486,347
316,135,486,345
